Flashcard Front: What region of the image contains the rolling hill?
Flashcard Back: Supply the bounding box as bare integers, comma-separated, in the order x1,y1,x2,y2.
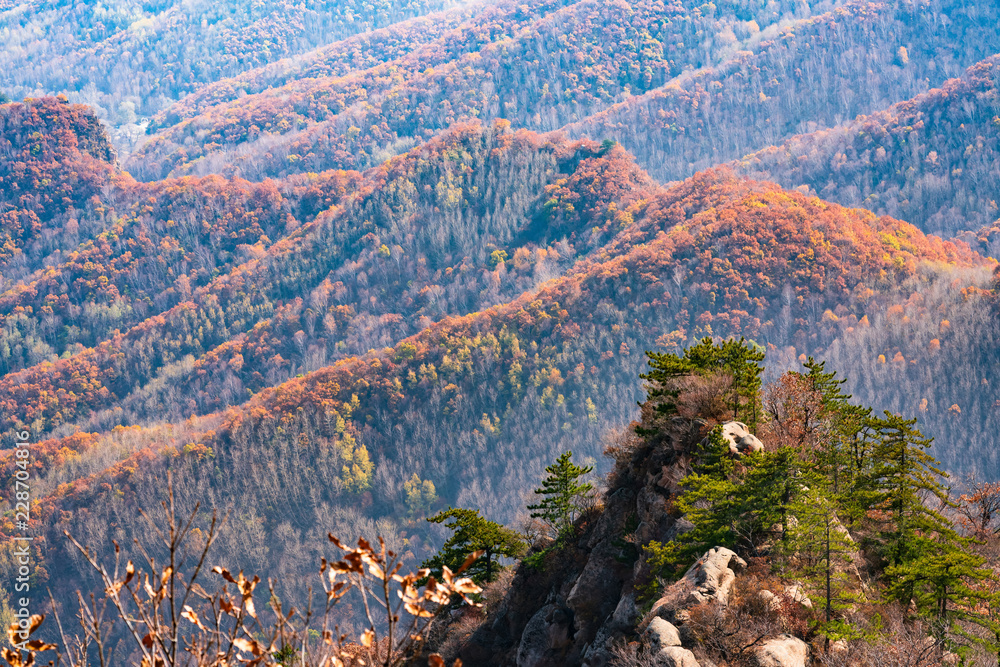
735,55,1000,241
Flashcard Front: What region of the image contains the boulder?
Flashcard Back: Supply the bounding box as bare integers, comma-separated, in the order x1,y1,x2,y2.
757,589,781,611
685,546,746,604
515,604,575,667
640,547,747,629
783,585,813,609
643,617,682,649
656,646,700,667
753,635,809,667
720,421,764,455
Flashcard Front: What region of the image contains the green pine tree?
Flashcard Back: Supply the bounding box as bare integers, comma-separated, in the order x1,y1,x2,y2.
863,411,953,567
784,482,859,630
645,428,796,579
423,508,526,584
795,357,875,521
719,338,766,429
527,451,594,536
885,543,1000,655
640,337,764,432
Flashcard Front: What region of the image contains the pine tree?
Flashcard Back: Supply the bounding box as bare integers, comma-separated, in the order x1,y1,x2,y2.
423,508,526,584
645,428,794,578
719,338,766,430
795,357,874,518
646,428,741,575
641,337,764,431
527,451,594,536
885,543,1000,655
784,482,859,631
864,411,953,567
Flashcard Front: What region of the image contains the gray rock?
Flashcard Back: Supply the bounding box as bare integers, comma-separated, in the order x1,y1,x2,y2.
516,605,553,667
610,591,638,631
515,604,575,667
643,617,682,649
566,550,627,633
640,547,747,629
685,546,746,604
753,635,809,667
656,646,700,667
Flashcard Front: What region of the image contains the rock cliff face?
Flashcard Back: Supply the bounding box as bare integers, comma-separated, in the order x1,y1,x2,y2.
433,418,812,667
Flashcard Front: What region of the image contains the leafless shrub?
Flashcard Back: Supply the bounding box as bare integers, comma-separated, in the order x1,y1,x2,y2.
6,474,478,667
672,372,733,423
819,605,950,667
607,639,660,667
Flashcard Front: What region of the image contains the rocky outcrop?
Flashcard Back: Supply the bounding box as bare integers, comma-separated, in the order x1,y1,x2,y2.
515,604,576,667
656,646,700,666
640,546,748,629
642,619,698,666
720,421,764,455
643,617,681,649
753,635,809,667
442,418,815,667
453,420,704,667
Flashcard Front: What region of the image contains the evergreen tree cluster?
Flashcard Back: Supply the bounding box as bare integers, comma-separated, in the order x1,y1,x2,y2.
421,450,594,584
643,340,999,657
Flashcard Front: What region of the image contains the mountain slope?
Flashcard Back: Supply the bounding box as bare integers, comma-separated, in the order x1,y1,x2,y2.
566,0,1000,192
1,113,653,443
0,0,459,151
127,0,836,181
735,55,1000,240
10,164,994,633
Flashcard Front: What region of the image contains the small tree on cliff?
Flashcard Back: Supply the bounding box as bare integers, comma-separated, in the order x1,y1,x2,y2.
641,337,765,431
861,411,953,567
645,426,798,579
423,508,526,584
528,451,594,536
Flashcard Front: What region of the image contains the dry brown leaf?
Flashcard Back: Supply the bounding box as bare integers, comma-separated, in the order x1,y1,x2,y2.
181,605,207,630
23,640,55,652
231,638,254,654
26,616,43,637
212,567,237,584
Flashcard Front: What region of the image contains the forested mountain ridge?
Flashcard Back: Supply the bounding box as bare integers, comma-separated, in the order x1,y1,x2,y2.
0,106,660,444
735,54,1000,242
125,0,1000,196
0,97,120,267
5,116,996,646
566,0,1000,189
126,0,840,181
0,0,459,151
